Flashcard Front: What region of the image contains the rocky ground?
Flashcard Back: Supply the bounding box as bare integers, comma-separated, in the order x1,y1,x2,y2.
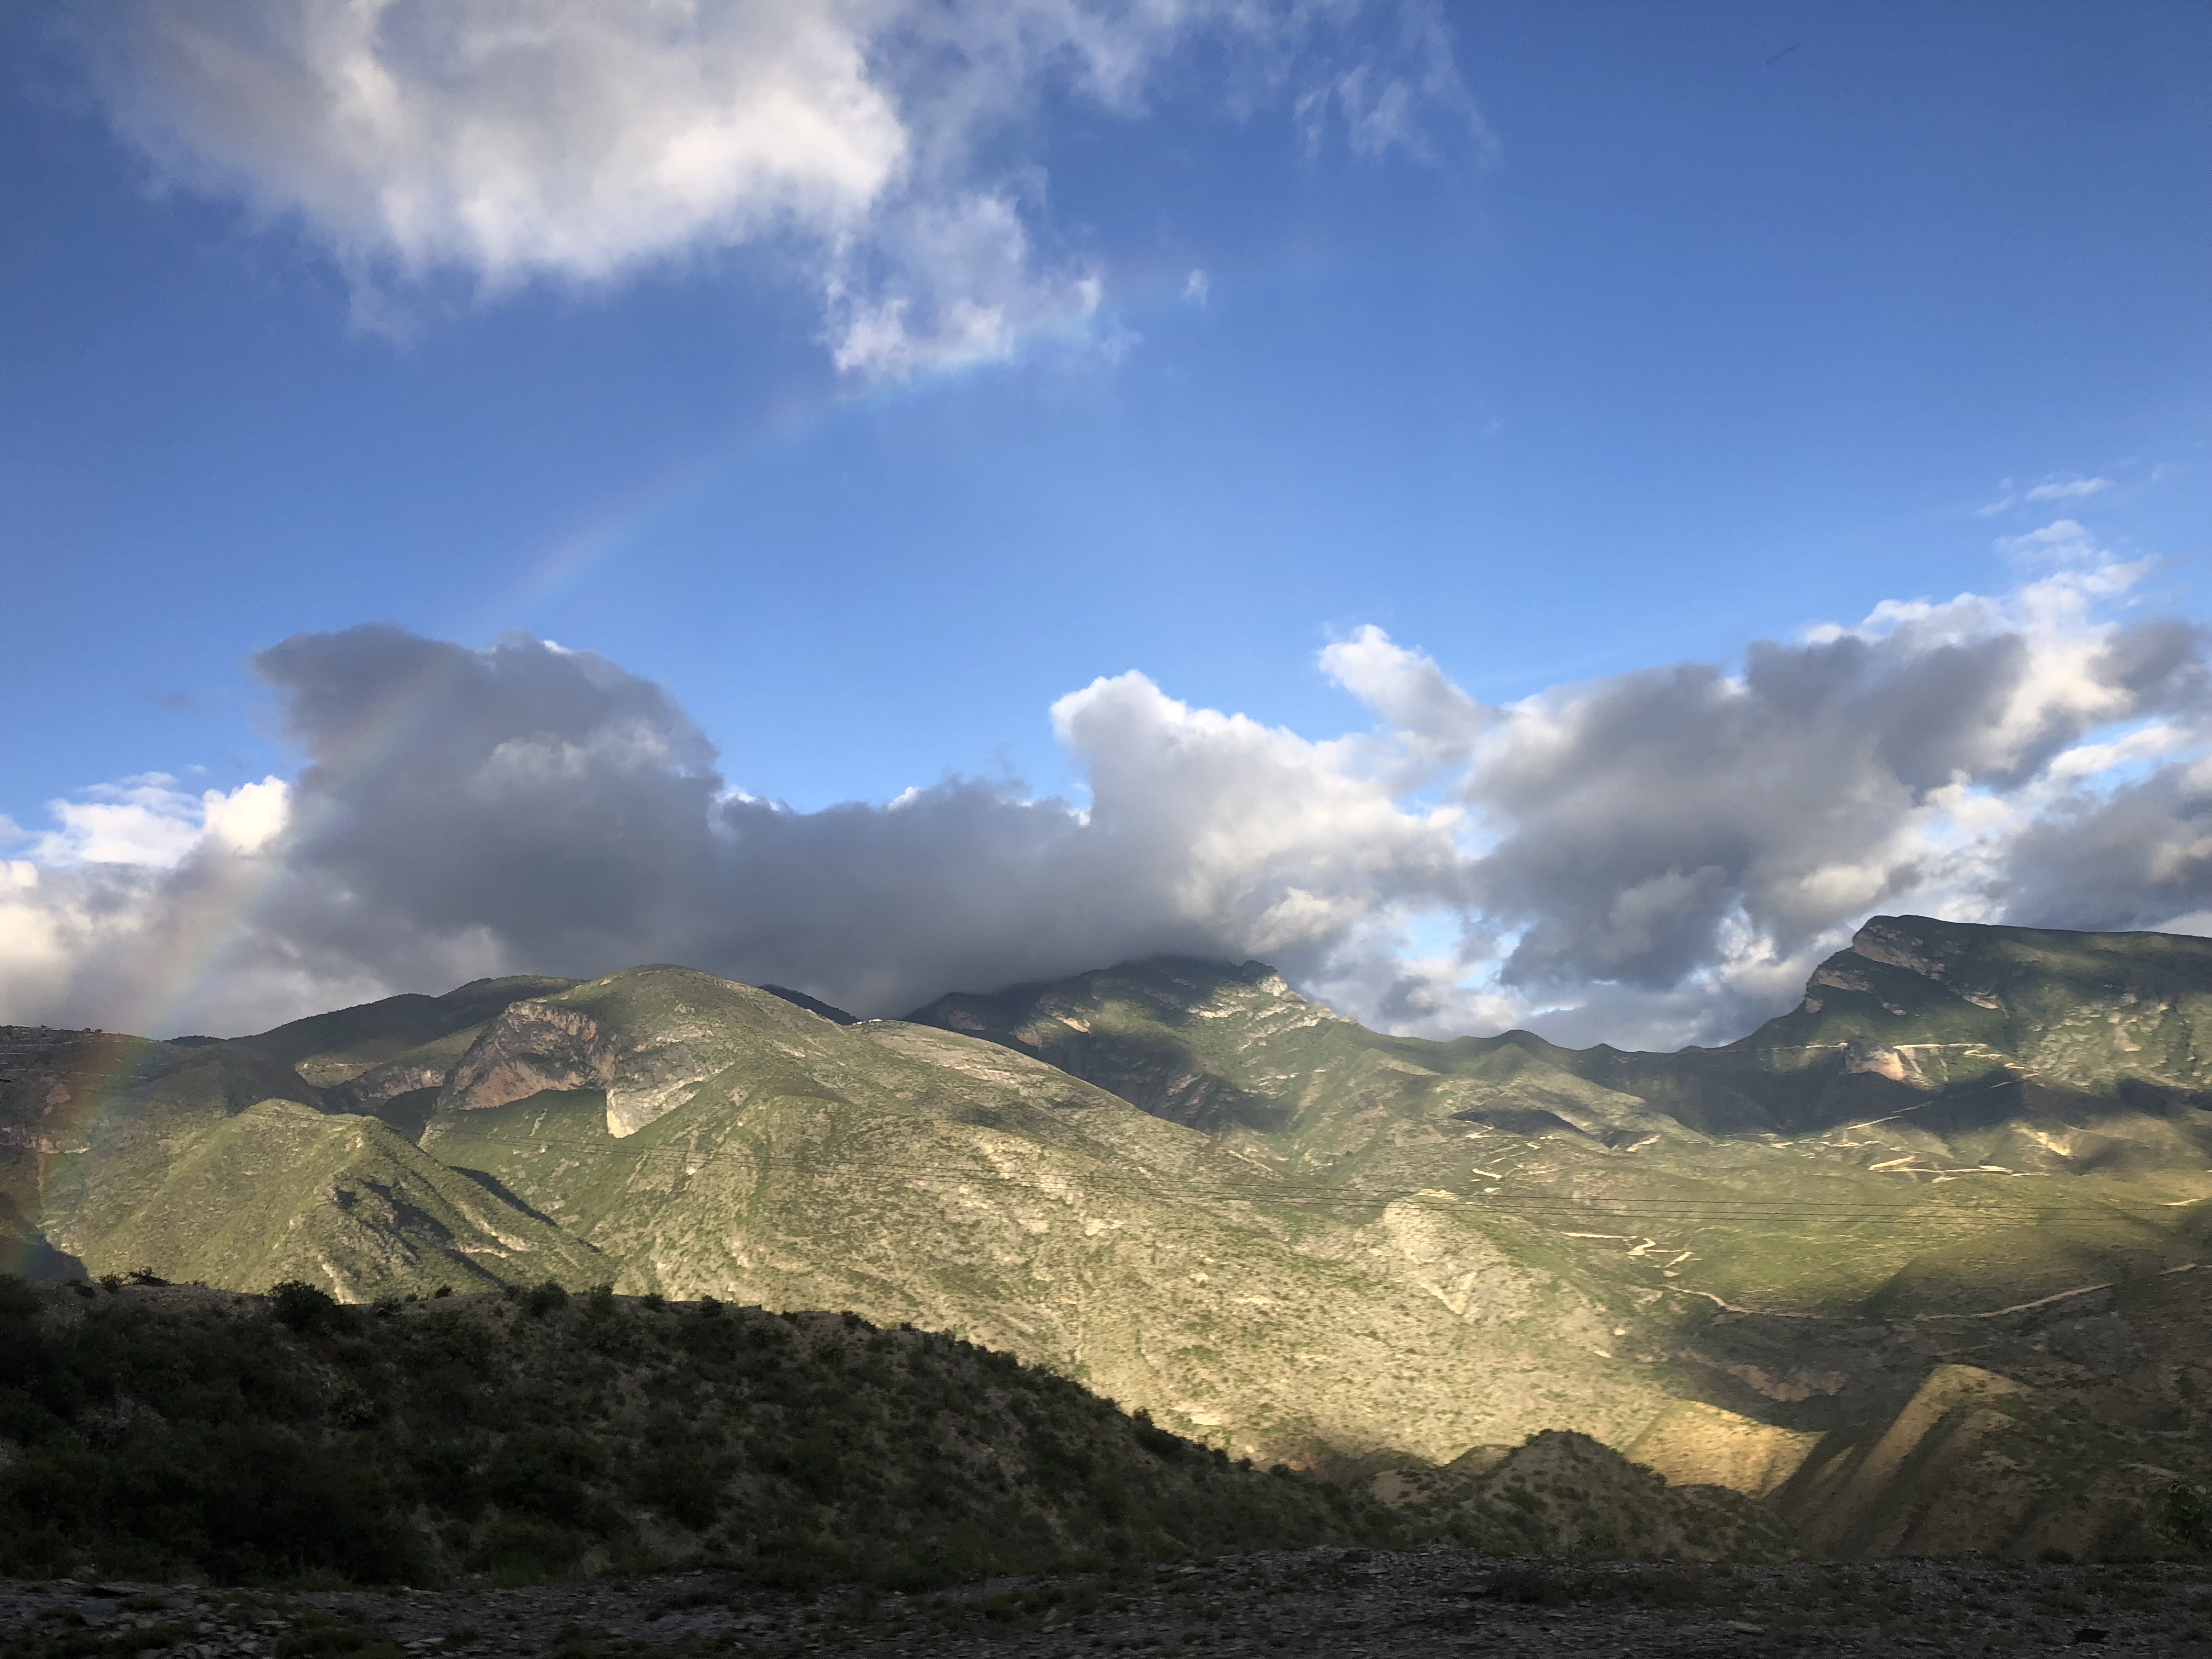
4,1549,2210,1658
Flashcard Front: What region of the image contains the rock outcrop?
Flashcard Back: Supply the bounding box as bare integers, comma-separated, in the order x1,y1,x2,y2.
437,1001,616,1113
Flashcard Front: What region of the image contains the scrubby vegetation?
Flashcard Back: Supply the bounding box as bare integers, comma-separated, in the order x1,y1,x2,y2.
0,1279,1386,1589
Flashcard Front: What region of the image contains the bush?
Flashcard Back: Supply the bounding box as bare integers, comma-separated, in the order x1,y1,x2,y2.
2162,1482,2212,1553
630,1449,726,1530
521,1280,569,1317
268,1281,344,1335
484,1428,604,1523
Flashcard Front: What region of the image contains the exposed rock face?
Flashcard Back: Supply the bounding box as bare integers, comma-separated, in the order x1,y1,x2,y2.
437,1001,616,1113
1849,917,2013,1011
330,1061,449,1110
598,1032,719,1138
1850,916,1971,981
1841,1039,1911,1082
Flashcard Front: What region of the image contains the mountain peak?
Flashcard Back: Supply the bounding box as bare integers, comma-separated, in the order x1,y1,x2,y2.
1848,914,1970,980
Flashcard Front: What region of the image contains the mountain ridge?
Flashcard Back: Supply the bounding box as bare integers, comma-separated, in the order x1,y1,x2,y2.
1,913,2208,1560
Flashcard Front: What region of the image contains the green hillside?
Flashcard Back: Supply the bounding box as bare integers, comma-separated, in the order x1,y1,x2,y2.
413,968,1675,1469
905,918,2212,1316
81,1099,606,1297
3,915,2209,1562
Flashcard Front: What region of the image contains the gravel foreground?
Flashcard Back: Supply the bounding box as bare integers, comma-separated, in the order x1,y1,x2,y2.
4,1550,2210,1658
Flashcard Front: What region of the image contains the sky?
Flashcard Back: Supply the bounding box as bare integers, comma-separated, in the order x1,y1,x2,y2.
1,0,2208,1047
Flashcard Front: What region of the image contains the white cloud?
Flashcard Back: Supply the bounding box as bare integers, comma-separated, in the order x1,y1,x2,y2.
1182,268,1210,304
1320,622,1491,770
29,775,290,869
1977,473,2114,516
1994,517,2107,568
2026,475,2114,504
3,538,2206,1049
81,0,1485,375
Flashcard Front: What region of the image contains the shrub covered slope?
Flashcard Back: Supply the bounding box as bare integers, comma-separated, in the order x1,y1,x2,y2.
0,1279,1384,1589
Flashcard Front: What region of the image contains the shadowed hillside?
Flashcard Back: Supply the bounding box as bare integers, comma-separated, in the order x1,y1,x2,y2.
0,1279,1386,1588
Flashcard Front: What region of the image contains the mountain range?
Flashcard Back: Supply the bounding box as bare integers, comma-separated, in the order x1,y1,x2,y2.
2,913,2207,1562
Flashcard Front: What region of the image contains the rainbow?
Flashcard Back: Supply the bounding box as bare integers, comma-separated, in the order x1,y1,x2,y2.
14,260,1234,1274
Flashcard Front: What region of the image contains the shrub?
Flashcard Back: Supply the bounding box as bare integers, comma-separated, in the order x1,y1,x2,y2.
630,1449,725,1530
2162,1482,2212,1553
473,1516,582,1585
521,1280,569,1317
484,1428,604,1523
269,1280,343,1334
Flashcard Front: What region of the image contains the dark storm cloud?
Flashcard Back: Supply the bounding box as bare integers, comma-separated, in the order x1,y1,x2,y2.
239,624,1463,1019
257,627,726,973
1466,616,2203,990
2002,769,2212,934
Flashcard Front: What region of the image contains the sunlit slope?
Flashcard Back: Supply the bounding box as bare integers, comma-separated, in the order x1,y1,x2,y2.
417,968,1676,1468
908,958,1693,1161
2,1028,328,1276
907,918,2212,1178
1604,915,2212,1150
2,1018,607,1293
81,1098,605,1295
904,922,2212,1316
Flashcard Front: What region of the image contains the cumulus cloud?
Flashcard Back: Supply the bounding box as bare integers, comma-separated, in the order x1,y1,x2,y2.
0,625,1470,1035
78,0,1483,373
1340,560,2205,1046
5,550,2210,1048
18,775,288,868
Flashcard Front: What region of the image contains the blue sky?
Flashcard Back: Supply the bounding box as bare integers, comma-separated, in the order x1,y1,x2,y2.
3,2,2209,1043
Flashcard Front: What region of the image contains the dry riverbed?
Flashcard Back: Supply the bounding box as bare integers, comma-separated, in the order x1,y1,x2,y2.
4,1550,2210,1658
